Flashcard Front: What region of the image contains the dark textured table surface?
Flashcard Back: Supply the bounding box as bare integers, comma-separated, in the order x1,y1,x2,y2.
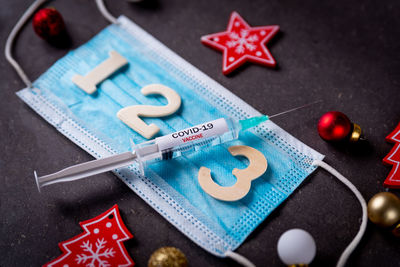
1,0,400,266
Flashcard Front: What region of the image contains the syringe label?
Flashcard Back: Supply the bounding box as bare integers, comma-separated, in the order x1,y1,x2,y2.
156,118,229,151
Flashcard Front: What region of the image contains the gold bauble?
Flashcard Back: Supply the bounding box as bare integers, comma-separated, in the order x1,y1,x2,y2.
367,192,400,228
148,247,188,267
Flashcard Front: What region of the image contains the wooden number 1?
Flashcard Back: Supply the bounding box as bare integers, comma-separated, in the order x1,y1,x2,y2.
198,145,267,201
72,51,128,94
117,84,182,139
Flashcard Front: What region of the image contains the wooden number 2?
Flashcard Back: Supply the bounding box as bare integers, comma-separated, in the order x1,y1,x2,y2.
198,145,267,201
117,84,182,139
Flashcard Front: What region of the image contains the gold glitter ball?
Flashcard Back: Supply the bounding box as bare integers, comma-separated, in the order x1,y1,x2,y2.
368,192,400,228
148,247,188,267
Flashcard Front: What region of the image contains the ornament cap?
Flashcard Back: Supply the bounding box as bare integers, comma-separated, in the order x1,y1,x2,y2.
393,223,400,237
349,123,362,142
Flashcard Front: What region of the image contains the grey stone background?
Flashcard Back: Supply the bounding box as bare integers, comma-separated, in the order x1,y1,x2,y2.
1,0,399,266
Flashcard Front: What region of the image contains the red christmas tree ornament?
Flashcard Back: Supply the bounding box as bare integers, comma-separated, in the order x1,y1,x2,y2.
383,122,400,188
32,8,65,41
201,11,279,75
317,111,362,142
44,205,134,267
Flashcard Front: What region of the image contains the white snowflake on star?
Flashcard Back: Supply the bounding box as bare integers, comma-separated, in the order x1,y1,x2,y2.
75,238,116,267
226,29,259,54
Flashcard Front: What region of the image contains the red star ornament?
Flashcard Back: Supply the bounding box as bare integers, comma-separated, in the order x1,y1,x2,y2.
201,11,279,75
44,205,134,267
383,122,400,188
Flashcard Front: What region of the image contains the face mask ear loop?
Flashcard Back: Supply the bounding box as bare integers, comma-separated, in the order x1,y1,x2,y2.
5,0,118,89
224,250,256,267
312,160,367,267
95,0,118,24
5,0,48,89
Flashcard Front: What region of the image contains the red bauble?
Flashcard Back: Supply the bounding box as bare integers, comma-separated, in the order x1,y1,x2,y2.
32,8,65,40
318,111,352,141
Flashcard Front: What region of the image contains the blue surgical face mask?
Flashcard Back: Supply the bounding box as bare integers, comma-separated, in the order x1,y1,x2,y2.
16,15,325,258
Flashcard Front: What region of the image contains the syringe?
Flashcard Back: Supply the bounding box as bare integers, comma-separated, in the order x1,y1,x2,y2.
34,101,321,191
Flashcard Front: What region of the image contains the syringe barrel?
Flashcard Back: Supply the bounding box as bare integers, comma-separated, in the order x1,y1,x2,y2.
157,118,240,156
133,117,241,171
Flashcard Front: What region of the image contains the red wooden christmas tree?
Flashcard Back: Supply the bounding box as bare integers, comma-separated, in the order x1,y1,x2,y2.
44,204,134,267
383,122,400,189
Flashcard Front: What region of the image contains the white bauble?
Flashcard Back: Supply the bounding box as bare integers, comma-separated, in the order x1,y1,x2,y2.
277,229,316,265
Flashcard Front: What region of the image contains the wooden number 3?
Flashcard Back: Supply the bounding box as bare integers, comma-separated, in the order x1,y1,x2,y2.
198,145,267,201
117,84,181,139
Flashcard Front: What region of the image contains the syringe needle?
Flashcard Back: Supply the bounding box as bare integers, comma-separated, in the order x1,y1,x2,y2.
35,151,137,191
269,100,323,119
